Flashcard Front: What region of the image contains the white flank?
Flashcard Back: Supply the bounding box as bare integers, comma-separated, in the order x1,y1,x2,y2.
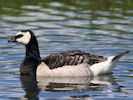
90,56,115,76
37,55,125,76
16,31,31,45
37,62,93,76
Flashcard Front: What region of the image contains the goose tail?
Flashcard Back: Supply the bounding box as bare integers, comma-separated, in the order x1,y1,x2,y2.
111,51,129,63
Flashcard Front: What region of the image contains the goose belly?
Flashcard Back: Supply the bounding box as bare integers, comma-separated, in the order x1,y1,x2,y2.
36,62,93,76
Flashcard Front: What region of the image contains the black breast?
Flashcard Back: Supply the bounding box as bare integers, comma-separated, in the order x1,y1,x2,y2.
42,50,107,69
20,56,41,75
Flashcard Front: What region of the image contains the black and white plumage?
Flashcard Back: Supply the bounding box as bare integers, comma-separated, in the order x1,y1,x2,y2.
43,50,106,69
9,30,129,76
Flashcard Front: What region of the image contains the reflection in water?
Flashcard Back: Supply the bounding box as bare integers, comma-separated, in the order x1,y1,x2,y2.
20,75,40,100
20,75,120,99
37,76,93,92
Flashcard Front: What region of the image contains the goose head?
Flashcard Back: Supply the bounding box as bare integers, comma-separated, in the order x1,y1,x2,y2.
9,30,33,45
9,30,40,57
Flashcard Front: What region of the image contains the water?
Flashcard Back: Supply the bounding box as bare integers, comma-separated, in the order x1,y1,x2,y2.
0,0,133,99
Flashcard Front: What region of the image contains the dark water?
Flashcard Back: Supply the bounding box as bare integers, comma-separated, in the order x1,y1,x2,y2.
0,0,133,99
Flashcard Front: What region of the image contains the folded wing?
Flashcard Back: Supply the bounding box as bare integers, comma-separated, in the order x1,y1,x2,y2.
42,50,107,69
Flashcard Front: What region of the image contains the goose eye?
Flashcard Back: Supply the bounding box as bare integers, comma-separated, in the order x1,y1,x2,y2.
16,34,23,38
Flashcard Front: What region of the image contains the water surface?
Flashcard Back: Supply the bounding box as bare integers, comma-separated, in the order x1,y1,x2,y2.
0,0,133,99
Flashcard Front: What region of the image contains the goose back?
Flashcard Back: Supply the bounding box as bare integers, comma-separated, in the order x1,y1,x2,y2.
43,50,107,69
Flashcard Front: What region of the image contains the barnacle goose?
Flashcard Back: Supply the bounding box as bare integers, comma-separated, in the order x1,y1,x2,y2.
8,30,129,76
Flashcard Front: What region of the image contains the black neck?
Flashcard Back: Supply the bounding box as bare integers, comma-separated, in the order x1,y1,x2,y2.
25,36,40,59
26,43,40,59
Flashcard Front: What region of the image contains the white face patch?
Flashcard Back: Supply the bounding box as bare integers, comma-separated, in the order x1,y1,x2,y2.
16,31,31,45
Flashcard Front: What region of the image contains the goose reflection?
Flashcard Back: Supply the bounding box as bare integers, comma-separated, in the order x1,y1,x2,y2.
20,75,120,99
20,75,40,100
37,76,93,92
37,75,118,92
